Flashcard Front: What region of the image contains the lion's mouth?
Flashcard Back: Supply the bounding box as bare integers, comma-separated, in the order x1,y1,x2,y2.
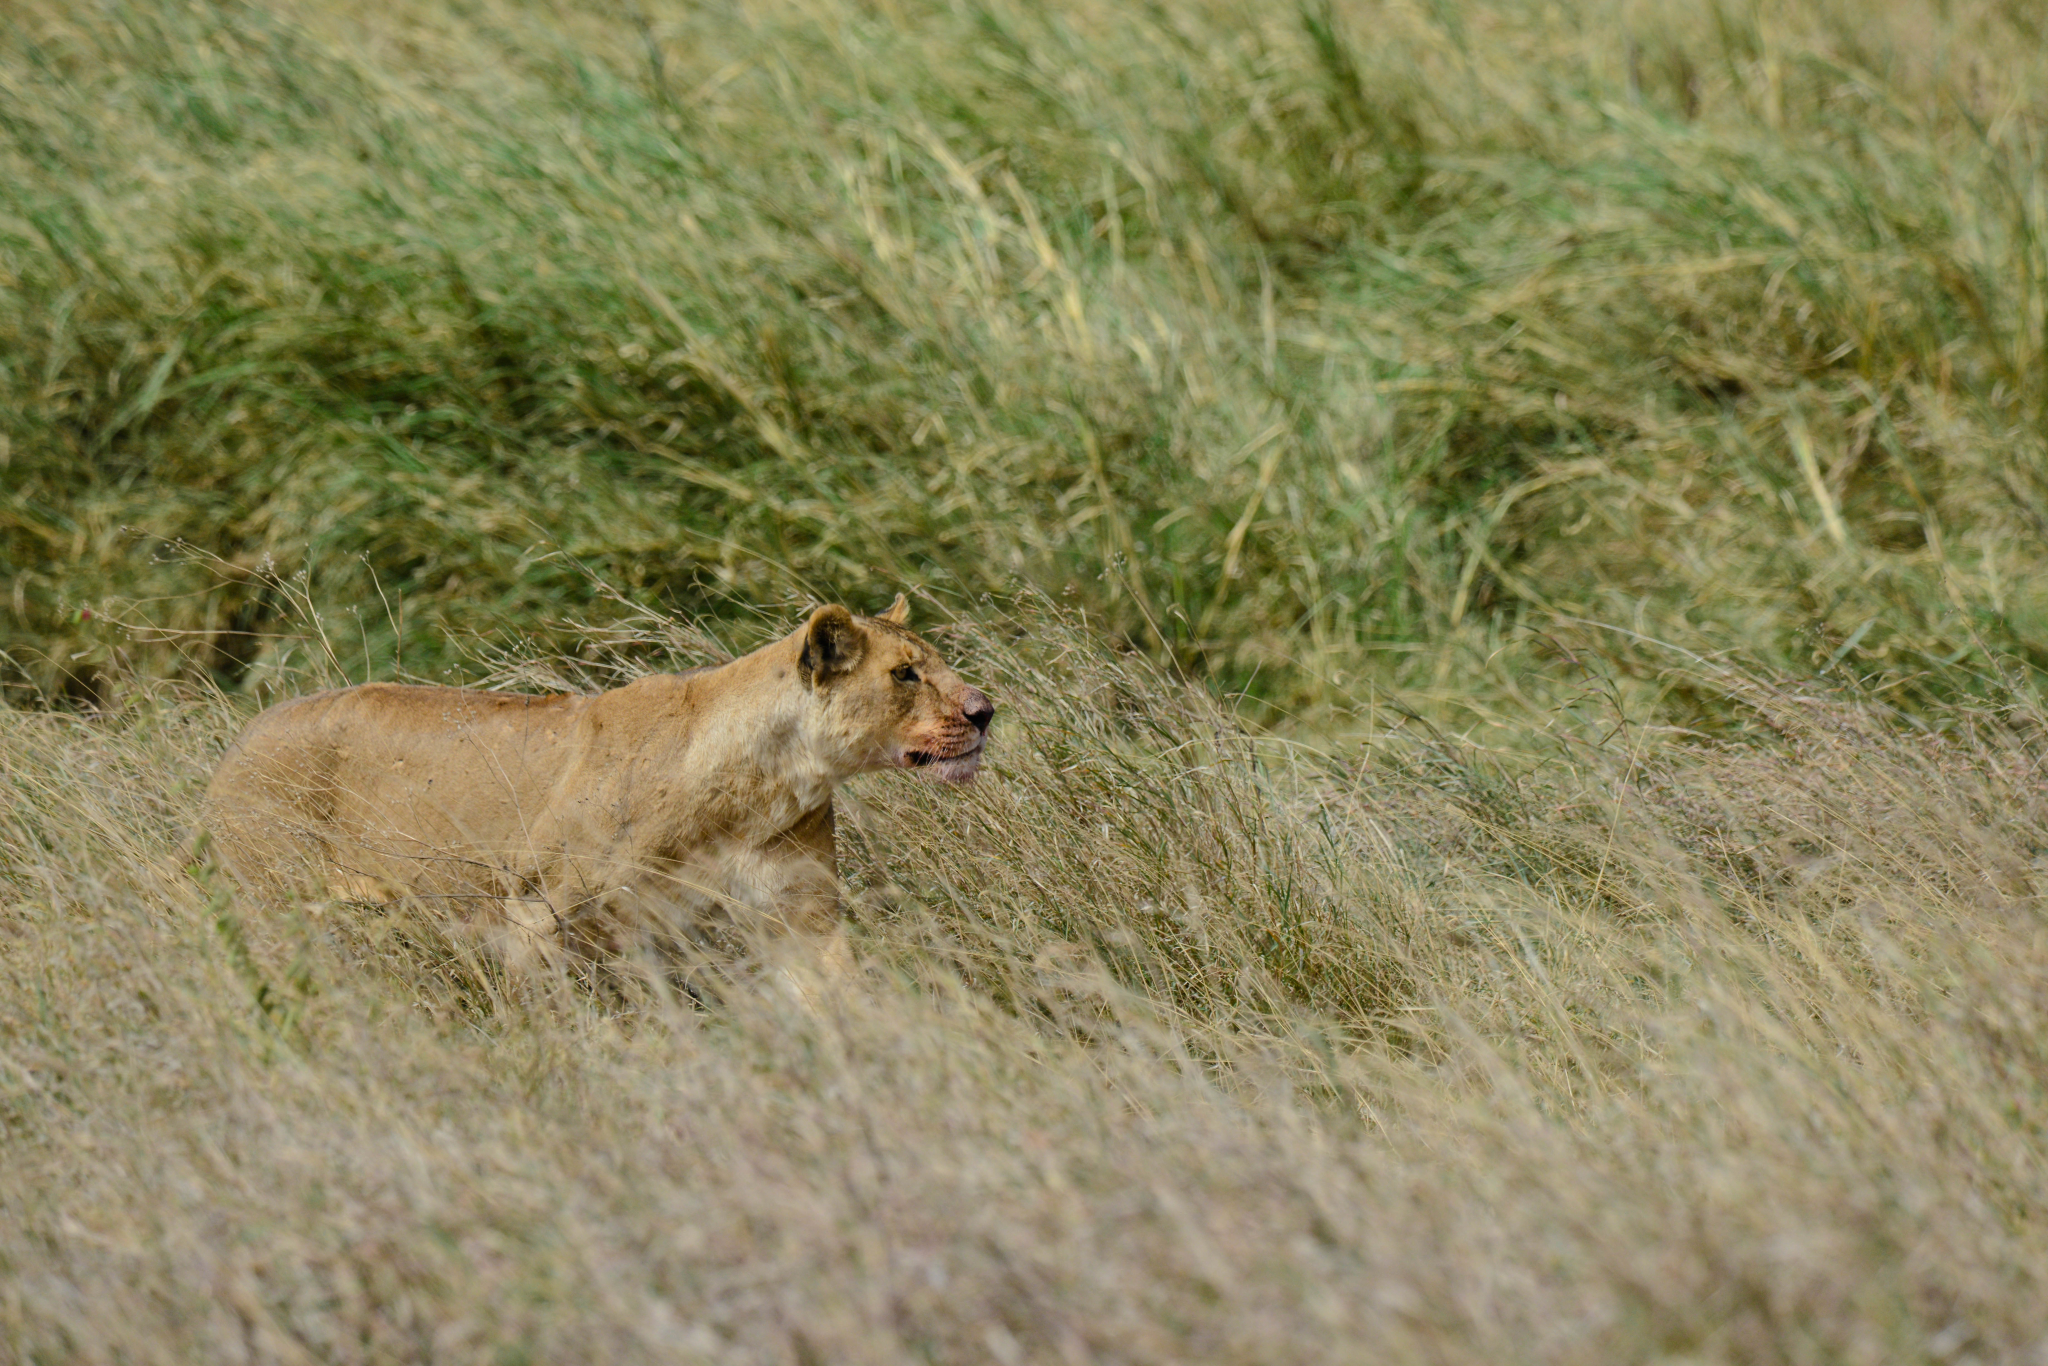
903,740,984,783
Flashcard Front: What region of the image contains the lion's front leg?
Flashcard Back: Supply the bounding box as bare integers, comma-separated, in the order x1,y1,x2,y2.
650,806,856,1007
485,887,569,977
752,804,861,1009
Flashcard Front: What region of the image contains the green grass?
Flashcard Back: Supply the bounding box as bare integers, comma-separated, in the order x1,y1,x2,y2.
7,0,2048,1359
6,0,2047,724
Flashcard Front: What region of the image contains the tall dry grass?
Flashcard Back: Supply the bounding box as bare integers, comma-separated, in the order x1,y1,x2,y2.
5,595,2048,1362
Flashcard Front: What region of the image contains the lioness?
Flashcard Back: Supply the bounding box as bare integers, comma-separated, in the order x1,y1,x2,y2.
202,596,992,983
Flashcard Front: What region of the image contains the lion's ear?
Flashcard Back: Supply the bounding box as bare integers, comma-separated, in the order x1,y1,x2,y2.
878,592,911,627
799,605,866,687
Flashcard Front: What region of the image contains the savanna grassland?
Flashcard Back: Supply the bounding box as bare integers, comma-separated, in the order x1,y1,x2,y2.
6,1,2048,1361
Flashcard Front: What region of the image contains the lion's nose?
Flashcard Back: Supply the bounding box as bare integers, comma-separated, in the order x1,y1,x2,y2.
962,687,994,734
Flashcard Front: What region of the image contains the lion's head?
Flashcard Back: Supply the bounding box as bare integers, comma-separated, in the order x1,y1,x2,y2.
797,595,993,783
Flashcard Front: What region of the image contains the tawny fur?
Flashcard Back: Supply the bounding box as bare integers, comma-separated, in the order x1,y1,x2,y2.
202,598,992,979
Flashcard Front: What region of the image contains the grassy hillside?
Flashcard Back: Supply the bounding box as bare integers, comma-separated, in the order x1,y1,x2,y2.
7,600,2048,1362
4,0,2047,723
7,0,2048,1360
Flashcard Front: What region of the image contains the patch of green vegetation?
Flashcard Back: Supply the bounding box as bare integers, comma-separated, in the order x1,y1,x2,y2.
4,0,2045,726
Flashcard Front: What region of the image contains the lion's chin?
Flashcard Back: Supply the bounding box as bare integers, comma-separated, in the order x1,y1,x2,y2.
922,755,982,784
903,745,983,784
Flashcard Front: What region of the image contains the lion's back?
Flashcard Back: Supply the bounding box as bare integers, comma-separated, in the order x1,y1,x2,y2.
204,682,588,897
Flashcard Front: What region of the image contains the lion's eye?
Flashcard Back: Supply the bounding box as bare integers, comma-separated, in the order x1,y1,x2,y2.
892,664,920,684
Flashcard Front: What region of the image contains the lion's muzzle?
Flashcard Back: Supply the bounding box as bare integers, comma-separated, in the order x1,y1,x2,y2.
902,686,993,783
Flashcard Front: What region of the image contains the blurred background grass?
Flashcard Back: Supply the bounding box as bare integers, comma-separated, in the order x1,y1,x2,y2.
6,0,2046,728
